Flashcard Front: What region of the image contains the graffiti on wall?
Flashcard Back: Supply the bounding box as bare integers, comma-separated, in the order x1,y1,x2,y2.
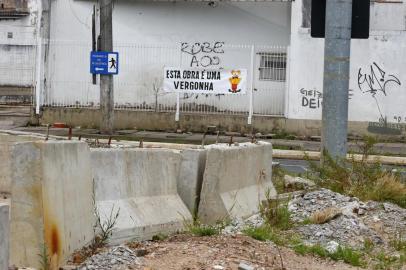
367,117,404,135
180,41,226,100
300,88,322,109
357,62,401,99
358,62,404,134
299,88,353,110
181,41,225,68
393,115,406,123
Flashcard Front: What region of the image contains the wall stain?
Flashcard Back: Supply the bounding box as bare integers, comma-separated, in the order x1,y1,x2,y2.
50,224,60,255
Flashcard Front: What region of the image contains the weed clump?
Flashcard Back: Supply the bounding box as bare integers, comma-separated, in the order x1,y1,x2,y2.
38,244,50,270
272,165,288,194
184,219,227,237
308,136,406,208
390,233,406,252
242,225,283,245
93,205,120,248
259,189,293,230
293,243,366,267
152,233,169,241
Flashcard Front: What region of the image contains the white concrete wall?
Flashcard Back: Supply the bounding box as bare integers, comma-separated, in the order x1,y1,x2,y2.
0,0,37,86
46,0,290,115
288,0,406,129
50,0,290,44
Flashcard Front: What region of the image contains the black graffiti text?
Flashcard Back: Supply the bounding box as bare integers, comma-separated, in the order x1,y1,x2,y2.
300,88,322,109
393,115,406,123
189,55,221,68
181,41,225,68
182,93,224,100
357,62,401,97
181,42,225,55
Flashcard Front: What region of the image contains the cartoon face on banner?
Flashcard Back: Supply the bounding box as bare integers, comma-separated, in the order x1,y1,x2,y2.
228,70,242,93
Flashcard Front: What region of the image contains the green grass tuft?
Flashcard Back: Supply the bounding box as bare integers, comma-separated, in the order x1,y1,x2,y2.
330,246,365,267
259,190,293,230
292,243,366,268
242,225,284,245
184,219,227,237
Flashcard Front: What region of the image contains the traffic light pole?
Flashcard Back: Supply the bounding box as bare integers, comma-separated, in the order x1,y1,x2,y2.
321,0,353,160
99,0,114,134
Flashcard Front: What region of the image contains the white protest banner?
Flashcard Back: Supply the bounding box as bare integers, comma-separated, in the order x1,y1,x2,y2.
163,67,247,94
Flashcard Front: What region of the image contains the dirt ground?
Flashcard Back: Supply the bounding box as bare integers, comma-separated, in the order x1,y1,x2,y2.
126,234,360,270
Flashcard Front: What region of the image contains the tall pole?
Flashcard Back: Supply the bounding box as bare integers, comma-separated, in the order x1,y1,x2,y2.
321,0,352,160
99,0,114,134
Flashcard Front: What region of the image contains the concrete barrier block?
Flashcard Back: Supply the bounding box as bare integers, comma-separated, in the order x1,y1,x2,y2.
91,148,192,243
198,142,275,224
0,144,13,193
0,202,10,270
1,141,95,269
178,149,206,215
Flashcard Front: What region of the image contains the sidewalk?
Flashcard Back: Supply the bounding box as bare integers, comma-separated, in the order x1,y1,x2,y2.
13,127,406,156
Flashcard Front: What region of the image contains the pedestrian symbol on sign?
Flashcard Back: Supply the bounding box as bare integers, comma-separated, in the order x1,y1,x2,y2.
109,57,116,69
108,53,118,73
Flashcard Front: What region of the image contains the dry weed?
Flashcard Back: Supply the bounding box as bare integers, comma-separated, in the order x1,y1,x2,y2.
369,173,406,207
310,207,342,224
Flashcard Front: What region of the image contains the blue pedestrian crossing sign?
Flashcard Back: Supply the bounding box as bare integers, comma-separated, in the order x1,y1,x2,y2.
90,51,119,75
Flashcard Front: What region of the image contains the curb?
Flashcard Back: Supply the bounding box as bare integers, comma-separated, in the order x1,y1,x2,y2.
273,149,406,166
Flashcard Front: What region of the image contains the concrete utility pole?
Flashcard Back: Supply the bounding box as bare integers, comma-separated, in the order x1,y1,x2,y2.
99,0,114,134
321,0,353,160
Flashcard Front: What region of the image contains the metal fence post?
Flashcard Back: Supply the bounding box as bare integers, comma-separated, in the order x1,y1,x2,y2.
175,42,183,122
284,45,291,118
175,93,180,122
248,45,255,125
35,0,43,114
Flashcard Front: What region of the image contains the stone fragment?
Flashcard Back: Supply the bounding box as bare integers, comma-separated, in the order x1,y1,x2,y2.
238,262,255,270
284,175,316,190
325,241,339,253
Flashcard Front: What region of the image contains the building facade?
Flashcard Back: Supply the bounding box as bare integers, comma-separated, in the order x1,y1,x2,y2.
0,0,36,103
288,0,406,135
3,0,406,135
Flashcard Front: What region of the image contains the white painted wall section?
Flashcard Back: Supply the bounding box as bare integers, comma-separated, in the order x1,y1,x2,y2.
288,0,406,127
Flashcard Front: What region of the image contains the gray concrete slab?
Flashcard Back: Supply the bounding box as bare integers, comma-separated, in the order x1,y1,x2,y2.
198,142,276,224
91,148,193,243
0,202,9,270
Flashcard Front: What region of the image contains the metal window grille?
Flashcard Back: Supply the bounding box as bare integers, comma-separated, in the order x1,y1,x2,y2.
258,52,286,82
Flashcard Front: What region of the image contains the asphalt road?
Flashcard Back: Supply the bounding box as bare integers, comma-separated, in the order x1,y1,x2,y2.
274,158,406,180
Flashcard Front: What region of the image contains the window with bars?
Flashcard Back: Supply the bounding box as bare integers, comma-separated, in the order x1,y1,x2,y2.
258,52,287,82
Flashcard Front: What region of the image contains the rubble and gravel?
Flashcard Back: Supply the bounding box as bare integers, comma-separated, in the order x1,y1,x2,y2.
222,188,406,252
288,188,406,249
69,188,405,269
78,246,141,270
223,214,264,235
